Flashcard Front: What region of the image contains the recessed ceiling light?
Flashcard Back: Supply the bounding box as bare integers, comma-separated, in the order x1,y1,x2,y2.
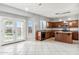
25,8,29,11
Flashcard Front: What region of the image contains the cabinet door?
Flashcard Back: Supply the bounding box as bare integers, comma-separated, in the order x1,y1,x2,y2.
55,32,61,41
38,32,41,40
47,22,64,28
72,32,78,40
68,20,78,28
36,32,38,40
62,33,73,43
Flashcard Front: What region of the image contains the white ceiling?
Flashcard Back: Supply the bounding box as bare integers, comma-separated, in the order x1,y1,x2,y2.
5,3,79,18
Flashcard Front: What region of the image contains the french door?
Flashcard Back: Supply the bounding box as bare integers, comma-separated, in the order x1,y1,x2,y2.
0,18,25,45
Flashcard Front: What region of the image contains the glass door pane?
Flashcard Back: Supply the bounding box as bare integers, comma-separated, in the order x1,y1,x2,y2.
1,18,26,45
15,20,25,41
16,21,21,41
2,18,15,44
28,20,33,34
4,28,14,42
27,20,35,40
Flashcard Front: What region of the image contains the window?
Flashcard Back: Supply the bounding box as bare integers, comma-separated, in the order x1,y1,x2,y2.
28,20,33,33
40,20,46,30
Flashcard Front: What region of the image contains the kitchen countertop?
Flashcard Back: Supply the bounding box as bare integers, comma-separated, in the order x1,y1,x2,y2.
55,31,72,33
37,30,78,32
37,28,79,32
37,30,47,32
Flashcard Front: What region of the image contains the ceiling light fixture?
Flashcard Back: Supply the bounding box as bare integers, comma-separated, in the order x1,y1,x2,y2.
55,11,71,15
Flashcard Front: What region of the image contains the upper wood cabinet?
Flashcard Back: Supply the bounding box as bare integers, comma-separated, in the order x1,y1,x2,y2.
47,21,64,28
68,20,79,28
47,20,79,28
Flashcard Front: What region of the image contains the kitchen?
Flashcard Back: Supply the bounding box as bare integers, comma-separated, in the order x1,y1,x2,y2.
0,3,79,55
36,16,79,44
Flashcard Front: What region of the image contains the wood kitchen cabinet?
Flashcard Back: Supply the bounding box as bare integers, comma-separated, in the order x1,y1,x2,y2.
36,30,56,40
72,32,78,40
47,20,79,28
51,30,55,37
47,21,64,28
35,31,46,41
47,22,53,28
55,32,62,41
55,31,73,43
68,20,78,28
45,31,52,39
36,31,39,40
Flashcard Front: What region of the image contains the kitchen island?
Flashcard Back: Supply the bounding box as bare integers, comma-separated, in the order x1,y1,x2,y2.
55,31,73,43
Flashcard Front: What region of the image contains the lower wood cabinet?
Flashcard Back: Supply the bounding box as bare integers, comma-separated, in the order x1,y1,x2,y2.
72,32,78,40
45,31,52,39
36,31,45,41
36,30,78,43
55,31,73,44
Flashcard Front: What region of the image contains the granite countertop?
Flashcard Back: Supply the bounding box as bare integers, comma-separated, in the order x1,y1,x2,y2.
37,30,46,32
56,31,72,33
37,28,79,32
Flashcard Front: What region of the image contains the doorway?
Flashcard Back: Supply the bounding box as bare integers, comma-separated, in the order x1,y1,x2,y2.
0,17,26,45
27,20,35,41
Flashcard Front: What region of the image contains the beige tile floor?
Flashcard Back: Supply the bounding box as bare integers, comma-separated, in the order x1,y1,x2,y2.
0,38,79,55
